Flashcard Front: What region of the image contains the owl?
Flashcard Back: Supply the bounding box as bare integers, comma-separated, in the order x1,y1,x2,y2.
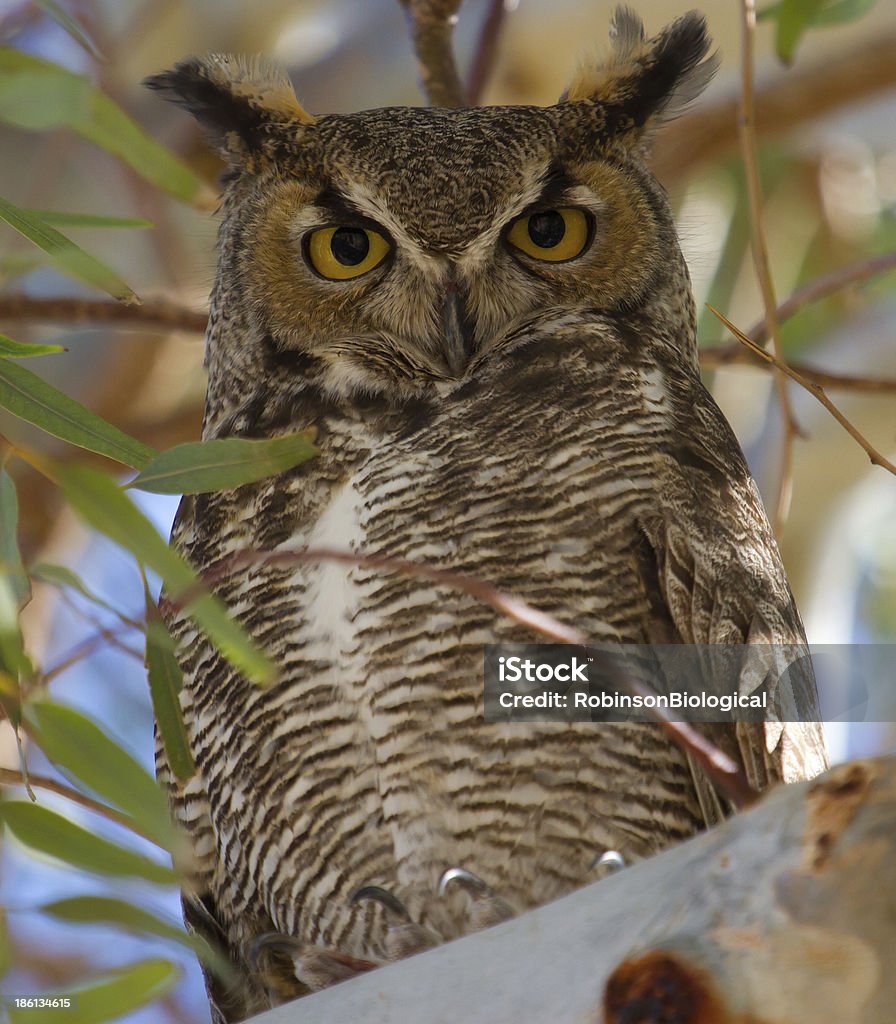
146,8,827,1022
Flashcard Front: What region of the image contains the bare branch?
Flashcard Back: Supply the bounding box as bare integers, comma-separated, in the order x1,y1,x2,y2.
738,0,800,533
399,0,466,107
467,0,510,105
653,32,896,184
0,295,207,334
166,547,757,809
700,348,896,394
0,767,157,843
709,305,896,477
746,250,896,344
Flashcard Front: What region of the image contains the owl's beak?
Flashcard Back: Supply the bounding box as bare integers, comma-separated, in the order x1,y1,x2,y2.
441,278,476,377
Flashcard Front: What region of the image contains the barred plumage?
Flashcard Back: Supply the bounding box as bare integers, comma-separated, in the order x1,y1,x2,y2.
147,9,826,1022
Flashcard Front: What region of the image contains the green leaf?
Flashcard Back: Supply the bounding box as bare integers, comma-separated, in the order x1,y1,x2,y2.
42,896,231,981
808,0,877,24
26,701,173,849
24,210,152,229
0,334,65,357
33,0,104,62
0,253,46,282
30,562,121,616
145,598,194,781
0,909,8,979
765,0,875,58
0,471,30,608
0,197,135,301
0,358,155,467
0,802,176,883
129,431,318,495
0,472,32,683
760,0,876,24
53,465,274,685
774,0,827,61
0,49,206,205
7,959,178,1024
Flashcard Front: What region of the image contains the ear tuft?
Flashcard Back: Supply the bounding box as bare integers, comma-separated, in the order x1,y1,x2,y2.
144,54,314,165
563,7,718,140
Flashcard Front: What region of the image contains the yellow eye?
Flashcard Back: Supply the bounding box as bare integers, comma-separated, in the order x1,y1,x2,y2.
306,226,390,280
506,207,590,262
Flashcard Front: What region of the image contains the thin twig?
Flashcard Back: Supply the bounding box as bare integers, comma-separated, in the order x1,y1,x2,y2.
653,32,896,184
700,349,896,394
467,0,510,105
166,547,757,809
746,250,896,344
399,0,467,107
738,0,801,534
709,305,896,476
0,767,156,842
0,295,208,333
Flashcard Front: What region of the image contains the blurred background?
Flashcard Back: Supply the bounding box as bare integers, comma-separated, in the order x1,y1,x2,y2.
0,0,894,1021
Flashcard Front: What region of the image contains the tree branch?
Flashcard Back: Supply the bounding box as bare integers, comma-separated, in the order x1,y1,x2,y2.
399,0,466,107
0,295,207,334
0,767,156,843
466,0,510,105
709,305,896,476
653,32,896,184
738,0,800,533
746,250,896,344
700,348,896,394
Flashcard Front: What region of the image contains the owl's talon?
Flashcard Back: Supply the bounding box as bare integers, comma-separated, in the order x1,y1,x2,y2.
247,932,379,990
590,850,627,875
351,884,412,919
352,885,439,958
438,866,515,929
437,866,490,897
246,931,300,972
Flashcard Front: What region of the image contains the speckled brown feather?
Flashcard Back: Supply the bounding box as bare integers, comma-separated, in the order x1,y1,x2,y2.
148,9,826,1022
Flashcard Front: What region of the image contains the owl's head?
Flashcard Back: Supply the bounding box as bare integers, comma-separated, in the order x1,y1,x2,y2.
147,7,716,421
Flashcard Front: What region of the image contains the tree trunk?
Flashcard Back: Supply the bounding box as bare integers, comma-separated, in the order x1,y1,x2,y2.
248,756,895,1023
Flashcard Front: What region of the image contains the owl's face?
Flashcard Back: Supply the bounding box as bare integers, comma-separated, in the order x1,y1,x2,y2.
148,9,716,403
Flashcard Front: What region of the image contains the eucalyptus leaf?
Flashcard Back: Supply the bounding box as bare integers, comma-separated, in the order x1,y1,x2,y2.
0,50,204,204
0,579,32,683
0,472,32,683
0,802,176,883
42,896,231,981
129,431,318,495
24,210,152,229
30,562,122,617
0,334,65,357
33,0,104,62
7,959,178,1024
0,358,155,467
53,465,274,685
26,701,173,849
0,197,135,301
145,603,194,781
0,471,30,608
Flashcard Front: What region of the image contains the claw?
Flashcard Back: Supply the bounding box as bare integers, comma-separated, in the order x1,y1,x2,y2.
352,884,439,959
351,885,412,920
438,867,515,929
247,932,378,990
438,866,490,898
247,931,301,973
590,850,627,875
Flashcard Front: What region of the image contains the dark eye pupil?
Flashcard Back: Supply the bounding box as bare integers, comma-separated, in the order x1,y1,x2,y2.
528,211,565,248
331,227,370,266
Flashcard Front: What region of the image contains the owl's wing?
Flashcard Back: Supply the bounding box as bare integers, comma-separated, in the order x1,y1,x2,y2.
636,383,828,806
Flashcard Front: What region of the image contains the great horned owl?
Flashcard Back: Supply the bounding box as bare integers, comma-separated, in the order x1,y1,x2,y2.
147,8,826,1022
